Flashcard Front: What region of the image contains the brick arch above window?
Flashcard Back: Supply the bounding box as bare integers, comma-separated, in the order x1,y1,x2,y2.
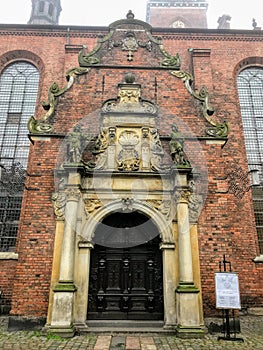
234,56,263,76
0,50,45,75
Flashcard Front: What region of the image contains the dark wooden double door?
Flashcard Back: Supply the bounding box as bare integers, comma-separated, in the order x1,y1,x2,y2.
88,238,163,320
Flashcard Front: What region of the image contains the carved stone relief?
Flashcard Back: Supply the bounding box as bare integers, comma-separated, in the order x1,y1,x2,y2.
117,130,140,171
84,198,102,213
52,192,67,220
149,128,165,172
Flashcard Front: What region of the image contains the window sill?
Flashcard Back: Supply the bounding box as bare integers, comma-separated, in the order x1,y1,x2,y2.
253,255,263,263
0,252,18,260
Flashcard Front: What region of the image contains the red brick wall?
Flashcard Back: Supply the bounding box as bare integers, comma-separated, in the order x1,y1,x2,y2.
149,8,208,28
0,260,17,313
0,25,262,317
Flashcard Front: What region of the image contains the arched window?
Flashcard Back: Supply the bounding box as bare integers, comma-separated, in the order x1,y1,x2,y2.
237,67,263,254
0,62,39,252
39,1,45,13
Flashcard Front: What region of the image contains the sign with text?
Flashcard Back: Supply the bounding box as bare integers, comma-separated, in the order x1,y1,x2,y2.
215,272,241,309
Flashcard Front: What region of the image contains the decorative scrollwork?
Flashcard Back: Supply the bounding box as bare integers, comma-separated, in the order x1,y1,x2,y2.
52,192,67,220
170,70,229,138
160,47,181,69
188,194,203,223
84,198,102,213
28,67,89,134
78,44,101,66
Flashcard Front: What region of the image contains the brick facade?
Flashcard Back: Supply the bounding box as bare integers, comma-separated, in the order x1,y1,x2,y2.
148,8,208,28
0,17,262,320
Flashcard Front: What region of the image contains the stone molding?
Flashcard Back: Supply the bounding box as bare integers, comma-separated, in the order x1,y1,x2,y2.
0,252,18,260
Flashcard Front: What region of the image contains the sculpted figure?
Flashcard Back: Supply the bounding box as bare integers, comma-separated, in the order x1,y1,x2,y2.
67,124,85,163
169,123,190,166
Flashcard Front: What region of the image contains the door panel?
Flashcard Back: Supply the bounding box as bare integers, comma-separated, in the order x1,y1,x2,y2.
87,238,163,320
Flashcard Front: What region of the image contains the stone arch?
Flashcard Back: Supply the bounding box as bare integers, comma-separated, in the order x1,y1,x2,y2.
81,199,174,244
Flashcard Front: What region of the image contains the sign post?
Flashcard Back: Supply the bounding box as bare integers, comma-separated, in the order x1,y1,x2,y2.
215,255,244,342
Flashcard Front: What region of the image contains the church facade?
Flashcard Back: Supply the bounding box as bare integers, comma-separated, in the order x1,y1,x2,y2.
0,0,262,338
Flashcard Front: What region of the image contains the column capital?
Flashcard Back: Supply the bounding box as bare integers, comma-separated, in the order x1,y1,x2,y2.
175,188,192,204
65,187,81,202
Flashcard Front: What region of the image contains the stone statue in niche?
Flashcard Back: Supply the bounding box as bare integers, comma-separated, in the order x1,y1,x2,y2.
150,128,165,172
169,123,190,167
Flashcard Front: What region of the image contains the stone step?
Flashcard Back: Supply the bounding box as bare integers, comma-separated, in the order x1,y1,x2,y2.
77,320,175,334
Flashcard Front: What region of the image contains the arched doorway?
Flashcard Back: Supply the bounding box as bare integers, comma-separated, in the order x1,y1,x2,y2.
87,211,164,320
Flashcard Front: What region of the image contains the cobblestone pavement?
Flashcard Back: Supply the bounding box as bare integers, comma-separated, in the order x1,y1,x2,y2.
0,316,263,350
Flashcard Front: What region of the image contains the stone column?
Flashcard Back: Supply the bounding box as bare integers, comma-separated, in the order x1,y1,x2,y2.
46,220,65,325
177,190,194,283
50,186,80,337
160,242,176,328
74,242,94,329
175,187,204,338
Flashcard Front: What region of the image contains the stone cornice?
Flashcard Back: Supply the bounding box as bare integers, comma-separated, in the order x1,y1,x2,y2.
0,29,101,39
0,24,261,41
158,30,263,41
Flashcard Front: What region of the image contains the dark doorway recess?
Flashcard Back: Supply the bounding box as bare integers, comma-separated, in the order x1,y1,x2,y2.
88,212,163,320
92,210,159,248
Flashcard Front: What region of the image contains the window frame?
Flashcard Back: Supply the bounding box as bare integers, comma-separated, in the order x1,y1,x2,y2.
0,61,39,252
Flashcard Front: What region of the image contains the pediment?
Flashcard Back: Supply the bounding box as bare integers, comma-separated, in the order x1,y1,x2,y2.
78,11,181,69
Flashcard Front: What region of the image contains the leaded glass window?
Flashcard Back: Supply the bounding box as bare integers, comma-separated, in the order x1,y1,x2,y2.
0,62,39,251
237,67,263,254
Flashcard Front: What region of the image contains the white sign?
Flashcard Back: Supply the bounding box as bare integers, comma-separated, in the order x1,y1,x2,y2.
215,272,241,309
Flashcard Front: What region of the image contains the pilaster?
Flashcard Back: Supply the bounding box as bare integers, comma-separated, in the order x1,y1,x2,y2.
49,172,81,337
175,176,205,338
160,242,176,328
74,242,94,328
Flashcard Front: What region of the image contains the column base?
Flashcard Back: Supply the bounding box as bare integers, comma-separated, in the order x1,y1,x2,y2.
176,325,206,338
176,283,203,336
176,281,199,293
74,322,90,333
44,324,75,338
50,287,76,336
